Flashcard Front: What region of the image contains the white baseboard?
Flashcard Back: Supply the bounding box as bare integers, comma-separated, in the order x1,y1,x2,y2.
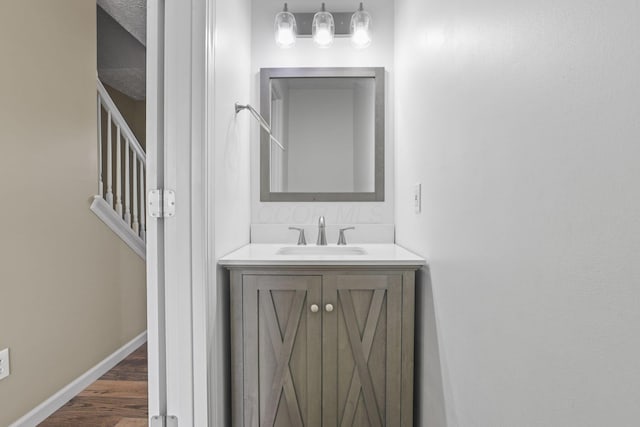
90,195,146,260
10,331,147,427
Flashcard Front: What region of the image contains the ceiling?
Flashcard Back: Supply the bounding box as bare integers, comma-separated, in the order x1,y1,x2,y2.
97,0,146,45
97,0,146,100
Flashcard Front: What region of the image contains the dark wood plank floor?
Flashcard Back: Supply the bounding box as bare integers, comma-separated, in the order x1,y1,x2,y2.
39,344,148,427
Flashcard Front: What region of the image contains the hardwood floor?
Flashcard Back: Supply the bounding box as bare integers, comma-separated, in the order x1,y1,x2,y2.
39,344,148,427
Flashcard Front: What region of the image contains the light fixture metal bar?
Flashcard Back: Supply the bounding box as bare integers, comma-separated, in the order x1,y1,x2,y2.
293,12,353,37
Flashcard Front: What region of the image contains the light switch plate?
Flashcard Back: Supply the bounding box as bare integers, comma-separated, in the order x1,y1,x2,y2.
413,183,422,213
0,348,10,381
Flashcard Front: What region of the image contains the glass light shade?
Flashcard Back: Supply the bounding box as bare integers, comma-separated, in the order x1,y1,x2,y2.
312,5,334,48
274,4,297,48
350,3,371,48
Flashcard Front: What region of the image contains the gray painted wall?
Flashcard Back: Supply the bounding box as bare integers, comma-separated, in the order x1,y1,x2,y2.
395,0,640,425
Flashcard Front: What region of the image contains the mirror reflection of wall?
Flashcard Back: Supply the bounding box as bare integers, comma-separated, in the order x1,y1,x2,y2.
269,77,375,194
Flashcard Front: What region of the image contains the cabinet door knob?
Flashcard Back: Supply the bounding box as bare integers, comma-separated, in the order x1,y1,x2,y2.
310,304,319,313
325,303,334,313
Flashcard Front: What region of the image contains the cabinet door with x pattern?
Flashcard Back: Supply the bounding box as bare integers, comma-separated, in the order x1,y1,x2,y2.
322,273,404,427
242,275,322,427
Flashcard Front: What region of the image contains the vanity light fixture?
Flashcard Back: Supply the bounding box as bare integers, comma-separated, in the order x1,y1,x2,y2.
275,3,372,49
350,3,371,48
274,3,297,48
312,3,335,48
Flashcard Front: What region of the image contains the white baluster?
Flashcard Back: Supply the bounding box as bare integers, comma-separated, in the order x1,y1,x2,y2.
124,141,131,226
115,126,122,216
105,111,113,207
139,164,146,241
132,156,139,235
97,94,103,196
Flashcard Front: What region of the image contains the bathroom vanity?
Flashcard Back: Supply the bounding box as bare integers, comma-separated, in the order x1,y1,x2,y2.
219,244,425,427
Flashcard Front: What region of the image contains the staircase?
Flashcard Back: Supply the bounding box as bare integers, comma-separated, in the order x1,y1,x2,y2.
90,78,146,259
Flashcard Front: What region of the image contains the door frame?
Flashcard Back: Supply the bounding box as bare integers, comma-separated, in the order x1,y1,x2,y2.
146,0,213,424
145,0,164,420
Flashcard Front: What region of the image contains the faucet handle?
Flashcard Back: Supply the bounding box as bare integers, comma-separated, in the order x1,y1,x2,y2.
289,227,307,245
337,227,356,245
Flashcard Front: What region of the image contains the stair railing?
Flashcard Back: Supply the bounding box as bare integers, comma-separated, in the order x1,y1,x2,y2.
92,79,146,257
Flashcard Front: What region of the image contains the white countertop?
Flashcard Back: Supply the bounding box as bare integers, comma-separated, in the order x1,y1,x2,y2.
218,243,426,267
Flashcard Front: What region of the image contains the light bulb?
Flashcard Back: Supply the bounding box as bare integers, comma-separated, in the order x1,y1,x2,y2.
350,3,371,48
312,3,334,48
314,26,333,47
276,25,296,48
352,27,371,47
274,3,297,48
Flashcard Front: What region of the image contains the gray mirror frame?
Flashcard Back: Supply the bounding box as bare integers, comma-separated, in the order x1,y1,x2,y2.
260,67,385,202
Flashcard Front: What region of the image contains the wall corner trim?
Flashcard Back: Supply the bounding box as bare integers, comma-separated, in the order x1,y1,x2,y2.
9,331,148,427
89,195,146,260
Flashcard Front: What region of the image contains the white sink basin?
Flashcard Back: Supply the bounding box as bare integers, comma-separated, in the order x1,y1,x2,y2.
276,246,368,256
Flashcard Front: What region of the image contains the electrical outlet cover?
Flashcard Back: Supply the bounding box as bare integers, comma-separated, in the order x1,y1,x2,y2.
0,348,10,381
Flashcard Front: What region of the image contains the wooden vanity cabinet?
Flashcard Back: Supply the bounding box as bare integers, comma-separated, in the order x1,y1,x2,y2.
230,267,416,427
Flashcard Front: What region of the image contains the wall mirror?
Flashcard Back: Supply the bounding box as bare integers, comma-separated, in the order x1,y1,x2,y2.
260,67,385,202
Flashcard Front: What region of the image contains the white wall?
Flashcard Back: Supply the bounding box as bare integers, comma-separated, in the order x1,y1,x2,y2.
270,80,288,192
210,0,253,425
251,0,395,225
287,88,355,192
395,0,640,426
213,0,252,257
353,79,375,192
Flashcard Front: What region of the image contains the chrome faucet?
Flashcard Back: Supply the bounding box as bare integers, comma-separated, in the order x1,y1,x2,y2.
289,227,307,245
316,216,327,246
337,227,355,245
